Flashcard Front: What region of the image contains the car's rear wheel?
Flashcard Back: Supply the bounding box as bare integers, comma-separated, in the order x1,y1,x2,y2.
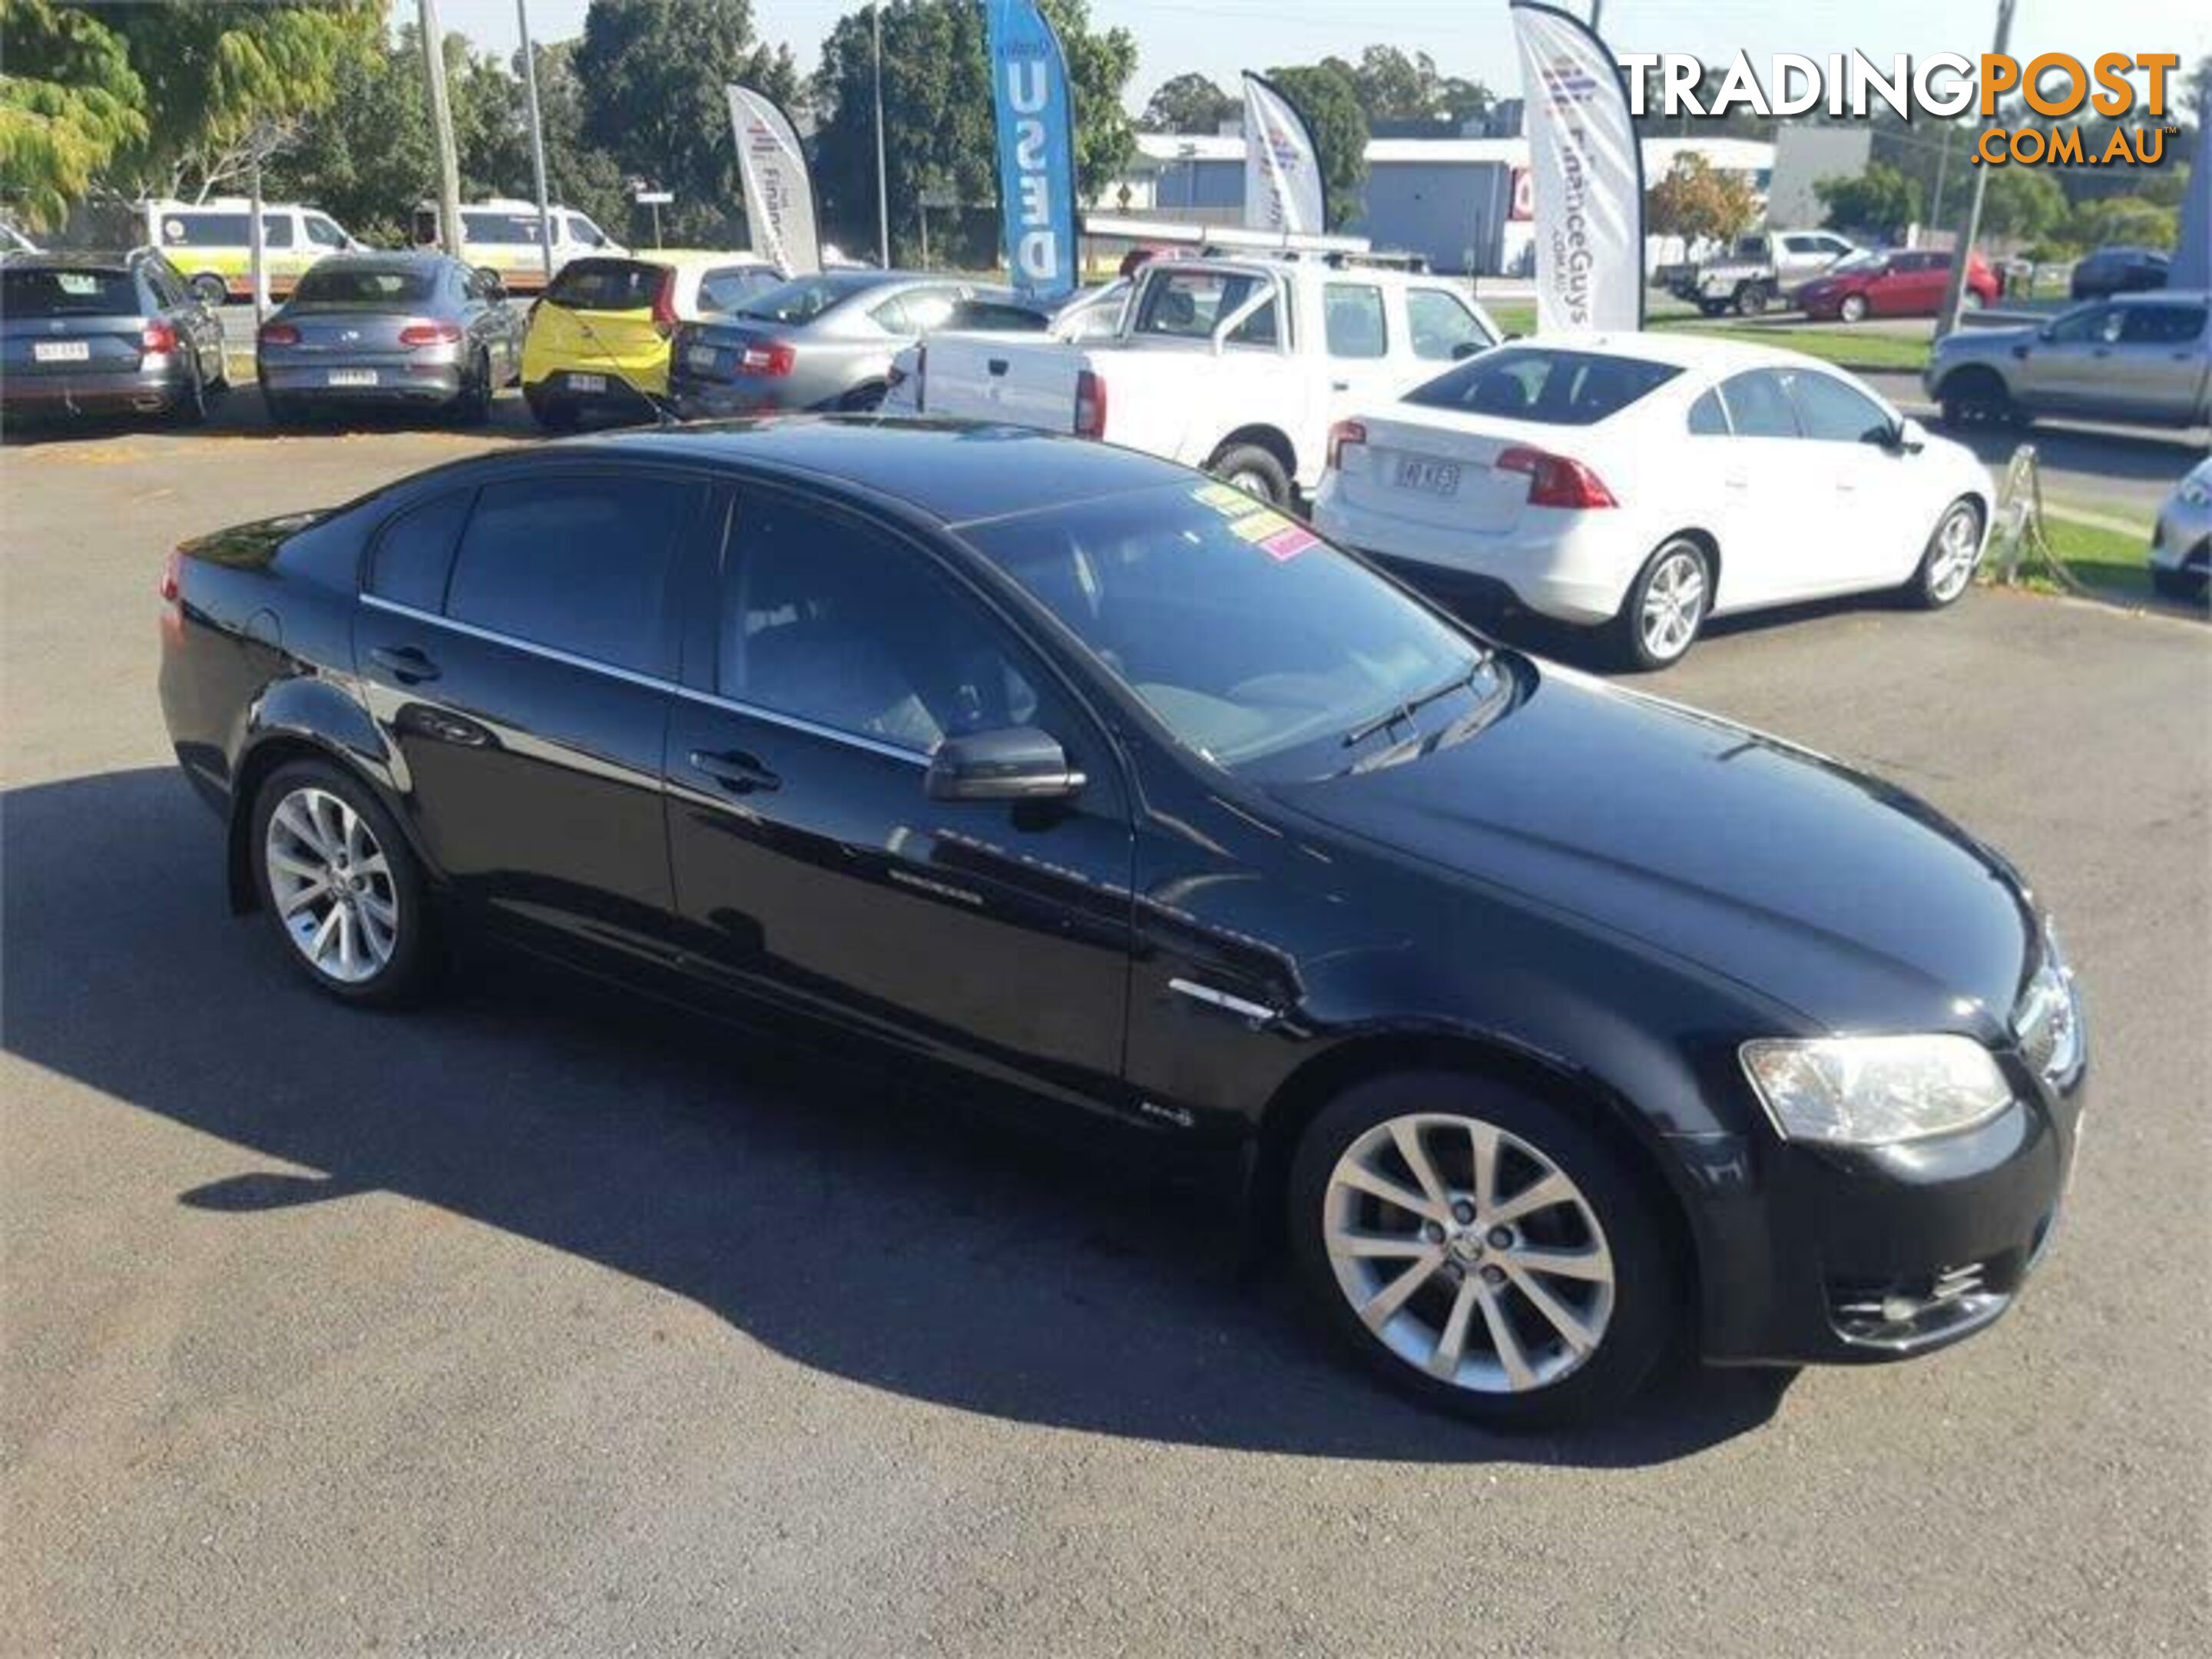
1287,1073,1678,1429
1937,366,2013,428
1734,282,1771,317
456,349,493,425
174,359,209,426
1907,498,1985,609
190,272,229,307
250,761,437,1006
1837,293,1869,323
1613,538,1710,671
1207,442,1291,507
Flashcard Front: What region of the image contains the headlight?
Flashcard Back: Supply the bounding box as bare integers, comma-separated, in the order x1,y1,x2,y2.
2014,922,2082,1083
1740,1035,2013,1147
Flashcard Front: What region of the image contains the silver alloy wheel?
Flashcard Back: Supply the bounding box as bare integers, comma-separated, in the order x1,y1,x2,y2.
263,785,399,984
1928,505,1982,601
1639,545,1707,661
1322,1111,1616,1393
1227,467,1274,501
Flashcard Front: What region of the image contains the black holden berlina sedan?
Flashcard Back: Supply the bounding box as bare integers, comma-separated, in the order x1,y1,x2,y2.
157,419,2087,1428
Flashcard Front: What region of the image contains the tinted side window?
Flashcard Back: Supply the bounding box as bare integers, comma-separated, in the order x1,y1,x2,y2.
1323,283,1388,359
1687,388,1730,435
723,497,1038,755
1788,372,1892,442
305,215,347,248
1719,370,1800,438
445,475,702,675
163,211,249,246
260,215,295,249
369,490,473,611
2119,304,2207,344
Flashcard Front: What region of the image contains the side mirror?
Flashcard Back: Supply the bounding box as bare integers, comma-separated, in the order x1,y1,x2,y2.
1451,339,1485,360
1881,416,1928,455
925,727,1085,803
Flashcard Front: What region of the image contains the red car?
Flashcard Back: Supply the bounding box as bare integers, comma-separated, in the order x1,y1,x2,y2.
1797,248,2002,323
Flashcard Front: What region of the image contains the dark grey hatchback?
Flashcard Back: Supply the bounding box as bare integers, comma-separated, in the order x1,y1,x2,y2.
157,419,2087,1428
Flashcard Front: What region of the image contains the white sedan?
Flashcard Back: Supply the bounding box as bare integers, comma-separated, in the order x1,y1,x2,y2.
1313,334,1993,669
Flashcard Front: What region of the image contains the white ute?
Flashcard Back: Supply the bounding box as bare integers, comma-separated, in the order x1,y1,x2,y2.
895,253,1502,506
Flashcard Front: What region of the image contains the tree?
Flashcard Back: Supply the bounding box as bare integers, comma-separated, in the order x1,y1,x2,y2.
1316,46,1488,130
1141,71,1235,135
1815,161,1922,240
1646,154,1757,244
575,0,798,248
810,0,1135,267
524,38,630,239
1977,166,2068,246
2068,194,2177,251
0,0,147,228
2,0,374,224
1261,61,1366,230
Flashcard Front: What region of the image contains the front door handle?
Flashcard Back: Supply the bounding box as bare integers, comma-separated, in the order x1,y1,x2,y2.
690,747,780,795
370,644,440,684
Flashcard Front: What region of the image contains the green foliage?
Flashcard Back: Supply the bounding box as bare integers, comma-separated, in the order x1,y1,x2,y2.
1815,161,1922,240
1321,46,1488,127
1140,72,1235,136
0,0,147,227
1646,153,1758,243
1977,166,2068,244
1261,61,1367,230
811,0,1135,267
2066,194,2177,251
575,0,796,249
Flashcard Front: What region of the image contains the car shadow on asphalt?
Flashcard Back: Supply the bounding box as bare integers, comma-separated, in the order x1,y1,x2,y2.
2,766,1794,1467
0,386,551,447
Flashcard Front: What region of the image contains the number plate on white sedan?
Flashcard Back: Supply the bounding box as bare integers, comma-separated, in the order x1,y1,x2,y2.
326,368,377,387
33,340,91,363
568,372,607,393
1394,456,1462,497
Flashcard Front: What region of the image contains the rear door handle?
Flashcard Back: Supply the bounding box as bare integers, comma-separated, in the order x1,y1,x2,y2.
370,644,440,684
689,747,780,795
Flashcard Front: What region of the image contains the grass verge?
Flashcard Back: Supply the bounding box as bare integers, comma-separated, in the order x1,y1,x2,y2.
2002,512,2155,600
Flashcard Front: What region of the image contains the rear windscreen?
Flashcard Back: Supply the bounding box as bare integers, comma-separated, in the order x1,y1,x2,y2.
2,267,141,316
737,274,879,323
542,259,665,311
1403,347,1682,427
293,267,437,306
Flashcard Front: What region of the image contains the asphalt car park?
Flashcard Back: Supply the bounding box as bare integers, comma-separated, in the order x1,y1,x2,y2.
3,414,2208,1651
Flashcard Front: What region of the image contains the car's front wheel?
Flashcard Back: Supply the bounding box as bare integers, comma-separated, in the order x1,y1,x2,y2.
250,760,437,1006
1288,1073,1679,1429
1907,498,1985,609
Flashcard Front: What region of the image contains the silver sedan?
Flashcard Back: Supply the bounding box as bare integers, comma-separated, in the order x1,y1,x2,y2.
667,270,991,416
257,251,524,426
2151,456,2210,604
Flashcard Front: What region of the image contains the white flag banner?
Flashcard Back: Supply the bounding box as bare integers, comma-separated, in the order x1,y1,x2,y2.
1242,73,1325,236
726,84,821,276
1508,1,1644,333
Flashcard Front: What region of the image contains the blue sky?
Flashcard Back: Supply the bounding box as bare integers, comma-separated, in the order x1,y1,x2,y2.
442,0,2211,112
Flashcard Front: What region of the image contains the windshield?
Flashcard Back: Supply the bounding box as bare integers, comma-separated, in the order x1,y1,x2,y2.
293,266,436,306
965,483,1502,779
737,273,875,323
1830,251,1888,275
1404,347,1681,427
2,267,140,315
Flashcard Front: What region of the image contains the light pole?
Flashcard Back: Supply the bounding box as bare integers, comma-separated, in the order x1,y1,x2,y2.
418,0,464,259
1937,0,2016,336
873,5,890,267
516,0,555,284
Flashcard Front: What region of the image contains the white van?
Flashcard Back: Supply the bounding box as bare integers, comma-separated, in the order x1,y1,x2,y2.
139,199,364,304
411,200,627,293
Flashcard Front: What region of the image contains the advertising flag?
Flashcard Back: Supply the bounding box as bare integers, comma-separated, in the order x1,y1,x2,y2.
985,0,1079,298
1508,0,1644,333
1242,72,1326,236
726,84,821,276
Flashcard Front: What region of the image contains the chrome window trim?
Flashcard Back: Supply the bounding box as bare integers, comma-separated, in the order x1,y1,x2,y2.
359,593,929,768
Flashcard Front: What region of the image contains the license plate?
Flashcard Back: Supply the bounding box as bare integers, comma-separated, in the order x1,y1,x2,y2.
686,346,719,370
326,368,377,387
568,373,606,393
33,340,91,363
1395,456,1462,497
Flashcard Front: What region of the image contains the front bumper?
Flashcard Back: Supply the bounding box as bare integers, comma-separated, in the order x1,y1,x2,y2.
1,363,190,418
1692,1056,2085,1366
2150,501,2210,575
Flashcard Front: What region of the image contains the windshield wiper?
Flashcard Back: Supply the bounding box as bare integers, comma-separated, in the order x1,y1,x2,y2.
1340,659,1487,749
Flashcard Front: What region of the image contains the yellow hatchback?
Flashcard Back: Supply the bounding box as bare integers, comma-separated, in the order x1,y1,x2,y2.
520,250,782,430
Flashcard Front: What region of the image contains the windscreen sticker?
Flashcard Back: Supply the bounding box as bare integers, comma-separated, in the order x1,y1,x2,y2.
1227,507,1294,543
1192,482,1264,517
1258,525,1319,562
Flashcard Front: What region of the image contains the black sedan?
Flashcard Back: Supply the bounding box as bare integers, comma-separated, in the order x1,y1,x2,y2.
2069,245,2169,301
2,248,228,426
156,421,2086,1428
